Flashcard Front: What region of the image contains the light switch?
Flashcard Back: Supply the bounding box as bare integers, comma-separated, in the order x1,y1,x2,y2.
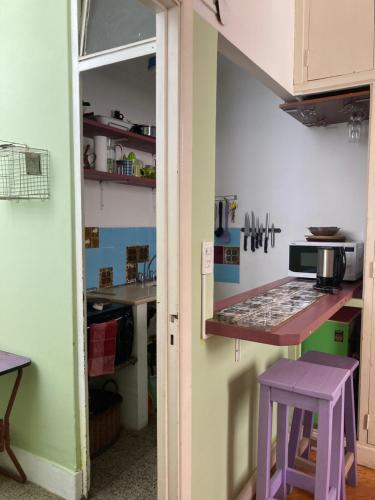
202,241,214,275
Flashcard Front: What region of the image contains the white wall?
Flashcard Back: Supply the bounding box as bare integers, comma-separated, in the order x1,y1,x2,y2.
215,55,368,300
195,0,295,96
81,56,156,227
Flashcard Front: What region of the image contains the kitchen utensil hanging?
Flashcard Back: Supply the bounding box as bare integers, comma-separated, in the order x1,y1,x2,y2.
241,212,281,253
215,200,224,237
215,195,237,239
216,196,238,223
221,200,231,243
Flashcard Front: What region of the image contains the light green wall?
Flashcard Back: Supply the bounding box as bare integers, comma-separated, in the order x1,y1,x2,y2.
191,15,288,499
0,1,80,471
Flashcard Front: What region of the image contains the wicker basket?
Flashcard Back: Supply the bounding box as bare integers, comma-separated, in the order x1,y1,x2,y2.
89,380,122,457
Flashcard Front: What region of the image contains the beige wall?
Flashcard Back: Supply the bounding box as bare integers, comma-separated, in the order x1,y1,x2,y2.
191,15,288,500
194,0,295,96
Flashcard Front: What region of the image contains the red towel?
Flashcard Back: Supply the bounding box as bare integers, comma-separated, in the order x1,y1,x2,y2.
88,320,117,377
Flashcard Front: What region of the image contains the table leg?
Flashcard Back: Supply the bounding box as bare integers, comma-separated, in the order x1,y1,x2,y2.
0,369,27,483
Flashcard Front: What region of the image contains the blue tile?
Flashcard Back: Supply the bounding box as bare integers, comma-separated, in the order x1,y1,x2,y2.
214,228,241,247
214,264,240,284
85,227,156,288
214,228,241,283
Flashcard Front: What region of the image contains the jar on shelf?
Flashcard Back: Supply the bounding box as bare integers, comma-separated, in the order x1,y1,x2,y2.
107,140,123,173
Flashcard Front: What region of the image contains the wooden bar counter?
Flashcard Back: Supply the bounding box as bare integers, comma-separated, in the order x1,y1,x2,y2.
206,278,362,346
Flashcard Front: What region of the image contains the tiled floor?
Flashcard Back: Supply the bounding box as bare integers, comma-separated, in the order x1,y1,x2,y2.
89,419,157,499
0,420,156,500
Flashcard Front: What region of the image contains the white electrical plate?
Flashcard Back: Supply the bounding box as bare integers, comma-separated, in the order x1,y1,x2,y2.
201,241,214,275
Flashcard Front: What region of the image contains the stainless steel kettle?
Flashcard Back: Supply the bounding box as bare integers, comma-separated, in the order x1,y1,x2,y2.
316,247,346,290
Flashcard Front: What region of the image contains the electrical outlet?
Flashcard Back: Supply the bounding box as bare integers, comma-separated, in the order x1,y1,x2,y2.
202,241,214,275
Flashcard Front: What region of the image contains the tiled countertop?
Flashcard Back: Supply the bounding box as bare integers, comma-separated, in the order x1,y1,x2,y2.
206,277,363,346
87,282,157,306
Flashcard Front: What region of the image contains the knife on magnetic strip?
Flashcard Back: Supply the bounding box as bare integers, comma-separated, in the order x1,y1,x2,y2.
251,211,256,252
264,213,269,253
244,212,250,251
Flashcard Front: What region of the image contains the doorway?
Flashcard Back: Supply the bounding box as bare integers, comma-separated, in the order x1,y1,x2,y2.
82,55,157,497
70,1,187,498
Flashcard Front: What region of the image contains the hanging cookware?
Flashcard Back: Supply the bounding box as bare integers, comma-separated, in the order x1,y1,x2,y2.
215,201,224,238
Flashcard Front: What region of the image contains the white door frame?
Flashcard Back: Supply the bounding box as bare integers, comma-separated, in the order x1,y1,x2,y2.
71,0,190,499
70,1,190,498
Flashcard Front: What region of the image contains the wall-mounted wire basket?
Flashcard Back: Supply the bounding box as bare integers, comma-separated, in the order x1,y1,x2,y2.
0,141,49,200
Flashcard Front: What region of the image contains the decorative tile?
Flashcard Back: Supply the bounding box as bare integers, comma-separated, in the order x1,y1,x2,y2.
126,262,138,284
223,246,240,265
85,227,100,248
127,246,138,264
99,267,113,288
137,245,149,263
215,280,324,330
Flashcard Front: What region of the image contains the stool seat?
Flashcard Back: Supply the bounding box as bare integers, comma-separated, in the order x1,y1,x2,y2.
258,358,350,401
300,350,359,374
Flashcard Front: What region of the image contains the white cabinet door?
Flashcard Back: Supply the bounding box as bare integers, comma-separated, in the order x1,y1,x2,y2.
307,0,374,81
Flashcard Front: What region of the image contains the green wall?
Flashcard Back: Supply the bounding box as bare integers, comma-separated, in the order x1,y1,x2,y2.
191,15,288,499
0,1,80,471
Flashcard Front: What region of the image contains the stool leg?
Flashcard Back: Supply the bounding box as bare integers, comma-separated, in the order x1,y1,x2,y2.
256,385,273,500
331,389,345,500
288,408,303,469
276,403,288,500
315,400,333,500
344,376,358,487
301,411,313,459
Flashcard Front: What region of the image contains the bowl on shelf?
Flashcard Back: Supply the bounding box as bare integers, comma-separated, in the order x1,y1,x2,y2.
307,226,340,236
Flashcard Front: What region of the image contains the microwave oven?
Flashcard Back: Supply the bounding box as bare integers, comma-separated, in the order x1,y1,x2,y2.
288,241,364,281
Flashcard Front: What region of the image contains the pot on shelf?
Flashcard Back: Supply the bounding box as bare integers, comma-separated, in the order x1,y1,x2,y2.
130,124,156,137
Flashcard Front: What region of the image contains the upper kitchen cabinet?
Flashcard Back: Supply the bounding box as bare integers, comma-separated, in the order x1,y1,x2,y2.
294,0,375,94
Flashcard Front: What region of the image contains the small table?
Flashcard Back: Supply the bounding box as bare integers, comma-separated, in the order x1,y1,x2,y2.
0,351,31,483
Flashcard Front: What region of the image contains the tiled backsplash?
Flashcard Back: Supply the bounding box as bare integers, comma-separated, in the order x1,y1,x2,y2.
85,227,100,248
99,267,114,288
85,227,156,289
214,228,241,284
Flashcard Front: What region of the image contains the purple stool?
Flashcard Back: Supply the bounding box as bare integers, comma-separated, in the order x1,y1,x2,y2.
256,358,349,500
289,351,359,499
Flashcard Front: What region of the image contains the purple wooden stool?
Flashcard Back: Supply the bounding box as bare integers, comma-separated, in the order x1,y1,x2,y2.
289,351,359,499
256,358,349,500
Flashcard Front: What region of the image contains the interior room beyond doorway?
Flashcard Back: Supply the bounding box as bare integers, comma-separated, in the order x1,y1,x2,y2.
81,55,158,498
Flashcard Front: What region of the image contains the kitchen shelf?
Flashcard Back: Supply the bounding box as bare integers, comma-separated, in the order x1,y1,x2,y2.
83,118,156,154
280,87,370,127
84,169,156,189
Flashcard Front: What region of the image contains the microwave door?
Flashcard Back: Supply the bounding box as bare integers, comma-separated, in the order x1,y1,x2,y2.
289,245,318,277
